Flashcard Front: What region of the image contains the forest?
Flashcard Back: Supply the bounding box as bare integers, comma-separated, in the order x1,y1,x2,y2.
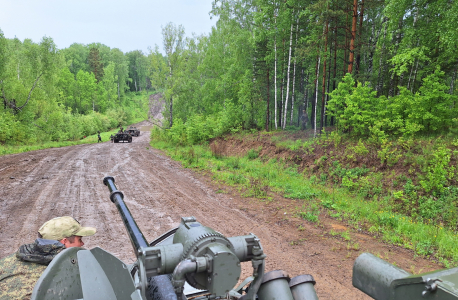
147,0,458,264
2,0,457,145
150,0,457,144
0,31,149,145
1,0,458,264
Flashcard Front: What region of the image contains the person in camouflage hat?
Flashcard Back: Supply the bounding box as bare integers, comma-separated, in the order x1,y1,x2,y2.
0,216,96,300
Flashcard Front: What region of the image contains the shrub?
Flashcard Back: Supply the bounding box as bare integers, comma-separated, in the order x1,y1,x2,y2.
419,147,454,194
247,148,260,159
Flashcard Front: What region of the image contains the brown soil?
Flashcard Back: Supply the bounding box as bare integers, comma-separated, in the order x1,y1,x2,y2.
0,121,441,299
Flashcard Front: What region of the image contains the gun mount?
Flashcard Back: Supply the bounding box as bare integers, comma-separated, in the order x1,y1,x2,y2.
31,176,319,300
353,252,458,299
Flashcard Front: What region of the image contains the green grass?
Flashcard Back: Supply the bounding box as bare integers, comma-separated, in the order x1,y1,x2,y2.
0,129,119,156
150,136,458,267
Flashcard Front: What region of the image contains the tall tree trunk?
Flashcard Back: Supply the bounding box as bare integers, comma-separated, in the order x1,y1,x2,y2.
389,19,403,97
407,41,419,91
377,22,388,95
367,18,385,85
343,3,349,76
321,21,329,133
407,59,415,91
348,0,358,74
325,30,332,127
368,23,375,78
283,16,294,129
314,56,321,137
355,0,365,78
411,59,420,93
280,38,286,128
290,60,297,126
266,68,270,131
407,9,419,91
274,18,278,130
331,21,338,126
303,71,309,129
280,74,284,128
290,19,299,126
298,67,304,126
311,57,319,129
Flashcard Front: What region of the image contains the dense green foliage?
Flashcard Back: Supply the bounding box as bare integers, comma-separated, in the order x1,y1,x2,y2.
149,0,457,141
327,72,458,138
0,29,149,146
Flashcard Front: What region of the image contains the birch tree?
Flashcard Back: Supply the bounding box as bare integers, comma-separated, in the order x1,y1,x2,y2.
274,15,278,129
290,18,299,126
162,22,185,128
282,11,294,129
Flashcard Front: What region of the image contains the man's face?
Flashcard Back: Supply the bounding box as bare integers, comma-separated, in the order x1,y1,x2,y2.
61,236,84,248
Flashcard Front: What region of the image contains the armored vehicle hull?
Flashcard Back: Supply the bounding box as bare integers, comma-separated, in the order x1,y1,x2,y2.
113,132,132,143
127,126,140,137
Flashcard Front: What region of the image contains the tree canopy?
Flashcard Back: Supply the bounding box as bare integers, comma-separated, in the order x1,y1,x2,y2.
148,0,457,143
0,30,149,144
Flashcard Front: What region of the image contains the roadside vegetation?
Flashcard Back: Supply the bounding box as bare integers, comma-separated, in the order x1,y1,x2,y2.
151,130,458,266
0,129,120,156
0,90,148,156
0,30,150,153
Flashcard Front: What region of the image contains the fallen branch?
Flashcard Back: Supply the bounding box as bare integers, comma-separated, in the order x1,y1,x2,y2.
0,74,43,114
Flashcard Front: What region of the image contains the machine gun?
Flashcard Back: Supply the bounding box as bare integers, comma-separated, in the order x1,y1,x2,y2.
31,176,319,300
353,252,458,299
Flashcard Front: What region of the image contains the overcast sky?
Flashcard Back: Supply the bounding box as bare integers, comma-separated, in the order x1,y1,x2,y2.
0,0,217,54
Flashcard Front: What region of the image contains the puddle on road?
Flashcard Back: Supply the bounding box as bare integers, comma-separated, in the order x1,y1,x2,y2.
140,126,154,131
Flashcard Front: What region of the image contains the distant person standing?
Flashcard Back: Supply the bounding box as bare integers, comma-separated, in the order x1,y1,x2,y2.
97,132,102,143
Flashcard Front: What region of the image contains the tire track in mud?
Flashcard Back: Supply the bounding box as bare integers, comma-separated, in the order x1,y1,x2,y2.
3,120,435,299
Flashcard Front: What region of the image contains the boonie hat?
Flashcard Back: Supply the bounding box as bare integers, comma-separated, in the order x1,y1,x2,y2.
38,216,96,241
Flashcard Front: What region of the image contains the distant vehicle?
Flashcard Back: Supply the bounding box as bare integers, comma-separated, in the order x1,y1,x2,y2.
113,131,132,143
127,126,140,137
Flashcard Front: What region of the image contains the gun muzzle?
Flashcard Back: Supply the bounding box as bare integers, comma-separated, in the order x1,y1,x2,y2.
103,176,149,255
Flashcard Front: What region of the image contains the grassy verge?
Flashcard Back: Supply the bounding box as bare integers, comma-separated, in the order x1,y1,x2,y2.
150,137,458,267
0,129,119,156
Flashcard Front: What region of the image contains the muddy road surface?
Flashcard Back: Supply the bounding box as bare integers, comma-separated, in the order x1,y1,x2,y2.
0,121,439,299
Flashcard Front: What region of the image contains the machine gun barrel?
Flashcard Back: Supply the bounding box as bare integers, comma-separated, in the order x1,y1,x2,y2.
103,176,149,254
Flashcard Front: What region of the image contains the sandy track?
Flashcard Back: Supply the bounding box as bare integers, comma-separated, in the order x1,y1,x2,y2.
0,121,439,299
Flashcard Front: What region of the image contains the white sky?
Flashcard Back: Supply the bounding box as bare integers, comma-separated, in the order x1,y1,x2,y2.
0,0,217,54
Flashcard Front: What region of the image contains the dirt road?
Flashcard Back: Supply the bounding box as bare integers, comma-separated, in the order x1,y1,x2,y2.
0,121,439,299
